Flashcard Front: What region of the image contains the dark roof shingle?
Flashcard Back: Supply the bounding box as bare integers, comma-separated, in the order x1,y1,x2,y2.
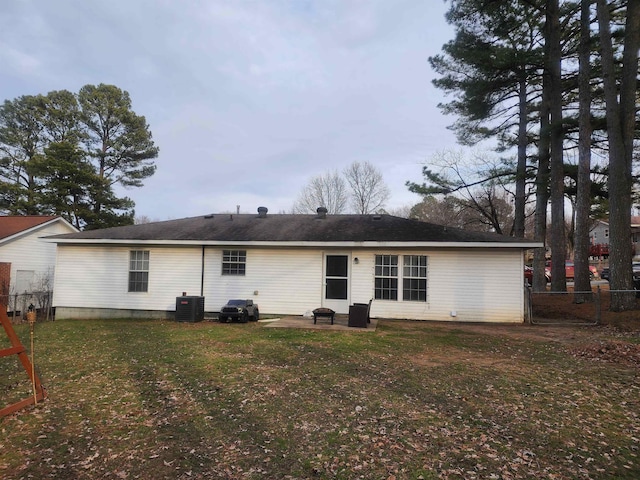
48,213,535,245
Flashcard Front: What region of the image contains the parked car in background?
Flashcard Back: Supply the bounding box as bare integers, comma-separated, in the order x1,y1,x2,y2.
545,261,598,280
524,265,550,285
218,299,259,323
600,262,640,283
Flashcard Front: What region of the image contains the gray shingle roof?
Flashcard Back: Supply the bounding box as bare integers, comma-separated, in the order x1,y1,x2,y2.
47,213,539,246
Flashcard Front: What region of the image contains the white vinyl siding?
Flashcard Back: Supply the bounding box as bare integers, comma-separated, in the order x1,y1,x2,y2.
53,246,203,312
54,246,325,316
0,220,76,295
53,244,525,323
204,248,323,315
350,248,524,323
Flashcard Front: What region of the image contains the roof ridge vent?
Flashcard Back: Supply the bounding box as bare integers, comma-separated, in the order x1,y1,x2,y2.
316,207,328,219
372,214,382,220
257,206,268,218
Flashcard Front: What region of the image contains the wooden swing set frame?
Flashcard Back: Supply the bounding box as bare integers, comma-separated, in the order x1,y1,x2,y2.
0,306,46,417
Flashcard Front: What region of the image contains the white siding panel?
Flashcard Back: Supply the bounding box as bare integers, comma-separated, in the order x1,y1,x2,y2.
365,249,523,322
54,244,525,322
204,248,323,315
350,250,375,305
1,221,76,293
54,245,203,311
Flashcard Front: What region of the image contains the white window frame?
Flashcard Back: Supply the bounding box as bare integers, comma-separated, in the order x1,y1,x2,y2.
222,250,246,276
374,254,429,302
402,255,428,302
374,255,398,300
128,250,149,292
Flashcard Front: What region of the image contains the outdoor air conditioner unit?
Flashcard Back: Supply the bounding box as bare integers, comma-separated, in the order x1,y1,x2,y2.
175,296,205,322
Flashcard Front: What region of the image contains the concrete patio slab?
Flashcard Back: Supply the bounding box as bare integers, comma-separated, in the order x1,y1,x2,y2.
259,315,378,331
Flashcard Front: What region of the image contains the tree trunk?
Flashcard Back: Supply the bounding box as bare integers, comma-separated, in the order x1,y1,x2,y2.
514,73,528,239
596,0,639,310
533,31,552,293
548,0,567,292
573,0,593,301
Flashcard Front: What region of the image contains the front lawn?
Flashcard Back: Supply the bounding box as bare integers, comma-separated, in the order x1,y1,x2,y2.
1,319,639,479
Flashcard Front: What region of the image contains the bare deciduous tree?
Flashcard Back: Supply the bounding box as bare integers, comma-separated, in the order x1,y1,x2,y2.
344,161,390,214
385,205,412,218
135,215,160,224
292,170,348,214
406,150,524,235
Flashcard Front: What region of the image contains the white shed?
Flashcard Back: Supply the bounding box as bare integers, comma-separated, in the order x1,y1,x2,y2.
0,216,78,295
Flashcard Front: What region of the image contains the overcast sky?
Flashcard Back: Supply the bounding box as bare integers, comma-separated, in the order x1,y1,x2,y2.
1,0,459,220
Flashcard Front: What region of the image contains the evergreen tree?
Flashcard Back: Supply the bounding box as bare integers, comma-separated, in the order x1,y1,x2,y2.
32,142,99,228
0,85,158,229
429,0,546,238
0,94,47,214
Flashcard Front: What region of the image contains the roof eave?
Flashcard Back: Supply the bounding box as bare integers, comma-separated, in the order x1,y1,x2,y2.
1,217,77,245
48,238,544,249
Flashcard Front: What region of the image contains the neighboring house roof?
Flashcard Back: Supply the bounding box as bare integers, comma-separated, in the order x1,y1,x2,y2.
590,219,609,228
0,216,77,245
589,218,640,230
47,212,541,248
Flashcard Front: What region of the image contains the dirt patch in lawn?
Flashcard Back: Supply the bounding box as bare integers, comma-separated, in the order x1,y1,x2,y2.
391,288,640,369
531,285,640,330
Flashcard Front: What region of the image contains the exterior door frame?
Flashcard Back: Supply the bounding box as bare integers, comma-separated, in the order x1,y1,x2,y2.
322,253,350,313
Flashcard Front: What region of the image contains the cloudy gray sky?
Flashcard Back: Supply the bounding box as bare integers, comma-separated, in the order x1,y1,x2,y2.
1,0,459,220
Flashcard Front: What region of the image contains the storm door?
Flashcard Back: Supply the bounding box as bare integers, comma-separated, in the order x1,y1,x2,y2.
323,254,350,313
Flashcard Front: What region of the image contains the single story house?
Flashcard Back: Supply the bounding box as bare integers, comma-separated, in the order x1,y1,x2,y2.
47,208,541,323
0,216,78,295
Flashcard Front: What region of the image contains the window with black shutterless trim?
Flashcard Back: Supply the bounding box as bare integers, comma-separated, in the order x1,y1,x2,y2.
128,250,149,292
222,250,246,275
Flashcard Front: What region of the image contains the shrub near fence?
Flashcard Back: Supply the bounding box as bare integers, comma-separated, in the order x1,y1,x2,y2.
1,291,53,324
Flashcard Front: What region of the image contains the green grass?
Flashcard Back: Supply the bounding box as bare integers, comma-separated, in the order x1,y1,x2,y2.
1,319,639,479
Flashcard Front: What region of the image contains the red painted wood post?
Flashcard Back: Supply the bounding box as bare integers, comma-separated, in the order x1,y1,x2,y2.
0,293,47,417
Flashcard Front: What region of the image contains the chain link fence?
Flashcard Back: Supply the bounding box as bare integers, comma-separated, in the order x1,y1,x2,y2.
527,285,640,325
1,291,54,324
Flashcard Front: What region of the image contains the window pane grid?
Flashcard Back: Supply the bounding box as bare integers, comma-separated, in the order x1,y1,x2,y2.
128,251,149,292
222,250,246,276
129,272,149,292
375,255,398,300
130,250,149,271
403,255,427,302
375,277,398,300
